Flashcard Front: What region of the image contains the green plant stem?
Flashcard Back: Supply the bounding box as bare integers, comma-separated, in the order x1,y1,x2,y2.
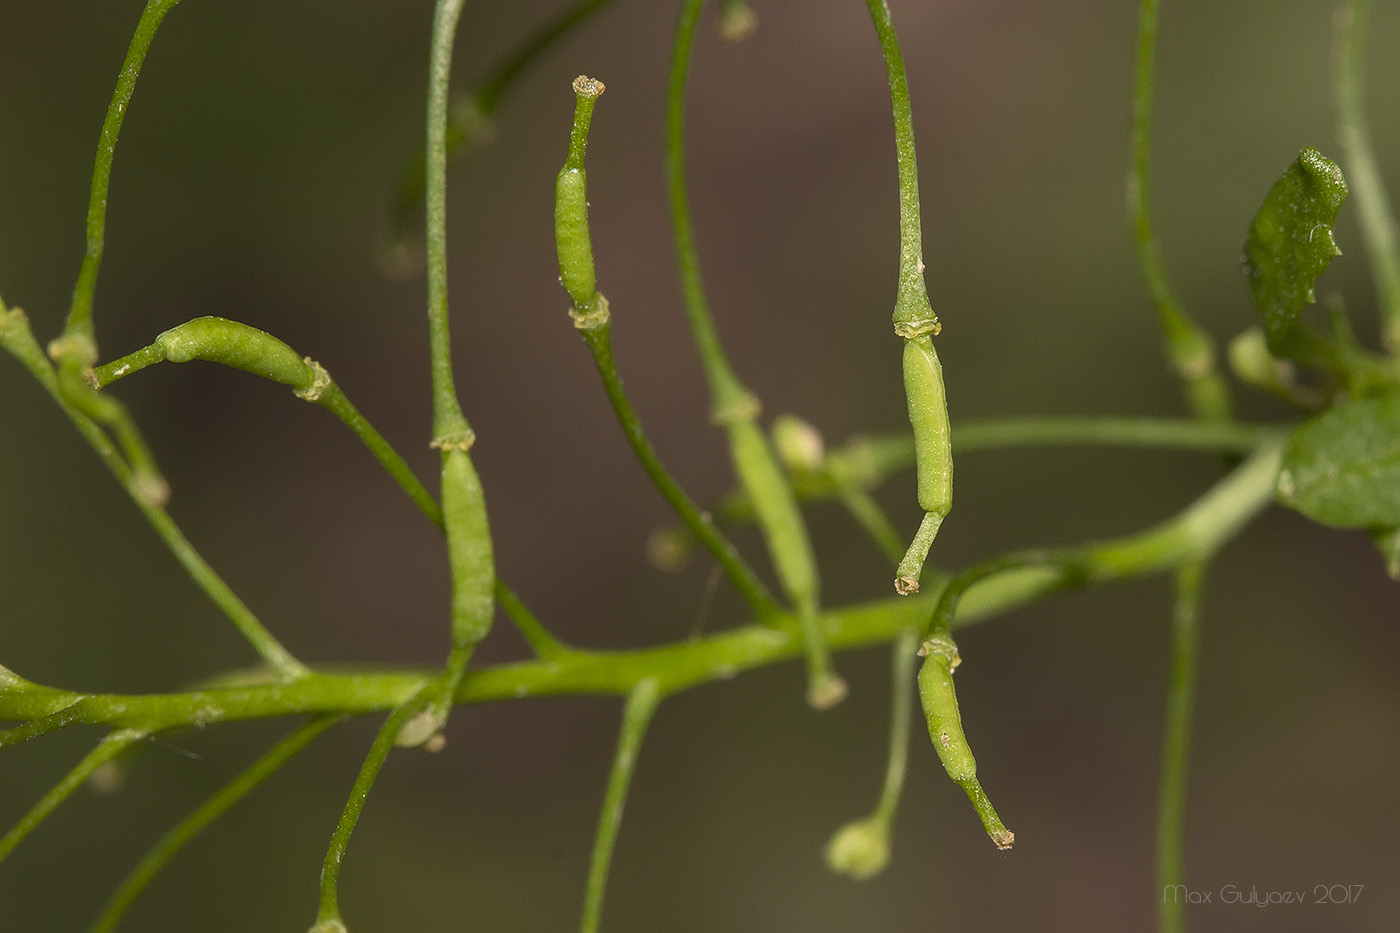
666,0,840,707
665,0,750,413
579,677,663,933
832,481,906,566
863,0,938,338
65,0,182,341
392,0,621,232
96,323,445,528
414,0,498,753
92,716,343,932
579,322,779,618
709,417,1281,529
425,0,472,443
1334,0,1400,354
1,309,308,679
314,698,427,928
91,318,567,660
1129,0,1232,421
865,1,951,595
0,437,1283,734
496,579,571,659
0,730,148,863
1156,563,1202,933
874,628,918,827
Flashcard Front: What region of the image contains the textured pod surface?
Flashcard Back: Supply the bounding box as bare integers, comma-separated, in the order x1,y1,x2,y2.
917,642,976,782
155,316,313,390
555,166,596,308
903,334,952,515
727,418,818,603
440,448,495,647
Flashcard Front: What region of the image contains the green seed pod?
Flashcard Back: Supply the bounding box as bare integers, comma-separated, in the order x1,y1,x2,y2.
155,316,314,391
555,76,605,310
916,637,976,783
727,418,818,605
555,166,596,308
440,447,495,649
903,334,951,516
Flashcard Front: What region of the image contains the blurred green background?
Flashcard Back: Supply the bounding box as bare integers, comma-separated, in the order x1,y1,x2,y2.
2,0,1398,929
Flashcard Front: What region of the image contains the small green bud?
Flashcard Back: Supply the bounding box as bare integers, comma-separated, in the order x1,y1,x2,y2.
824,817,890,880
771,413,825,476
718,0,758,42
646,525,693,571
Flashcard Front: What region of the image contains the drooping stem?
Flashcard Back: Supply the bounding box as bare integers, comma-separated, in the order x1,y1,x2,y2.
665,0,751,415
0,730,148,863
552,72,779,620
863,0,937,337
1,310,308,679
824,627,917,879
425,0,473,443
580,678,663,933
1156,564,1203,933
666,0,841,707
1334,0,1400,354
93,716,343,932
65,0,184,342
314,699,426,928
391,0,623,234
1129,0,1232,421
580,323,780,618
864,2,953,595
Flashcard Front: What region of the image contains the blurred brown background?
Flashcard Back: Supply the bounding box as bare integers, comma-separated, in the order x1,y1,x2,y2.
2,0,1398,929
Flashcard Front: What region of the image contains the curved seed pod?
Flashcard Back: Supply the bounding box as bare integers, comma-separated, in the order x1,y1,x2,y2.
555,76,605,310
728,417,845,707
155,316,315,391
916,637,975,782
918,635,1014,849
441,447,495,650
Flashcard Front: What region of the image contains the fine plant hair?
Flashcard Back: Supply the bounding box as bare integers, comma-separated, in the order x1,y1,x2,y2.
2,1,1398,930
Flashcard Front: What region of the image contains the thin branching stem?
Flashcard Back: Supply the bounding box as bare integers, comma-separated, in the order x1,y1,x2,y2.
1,310,307,678
1129,0,1232,421
392,0,623,232
65,0,183,341
93,716,344,932
314,699,426,928
1334,0,1400,353
425,0,472,441
0,438,1284,734
0,730,148,863
665,0,750,413
666,0,841,707
580,678,663,933
1156,563,1202,933
581,324,779,618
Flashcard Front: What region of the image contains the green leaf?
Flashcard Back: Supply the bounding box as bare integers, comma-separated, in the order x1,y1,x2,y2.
1241,147,1348,352
1276,393,1400,528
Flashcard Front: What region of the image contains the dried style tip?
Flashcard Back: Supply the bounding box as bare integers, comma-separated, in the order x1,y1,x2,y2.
572,75,606,98
807,673,849,710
